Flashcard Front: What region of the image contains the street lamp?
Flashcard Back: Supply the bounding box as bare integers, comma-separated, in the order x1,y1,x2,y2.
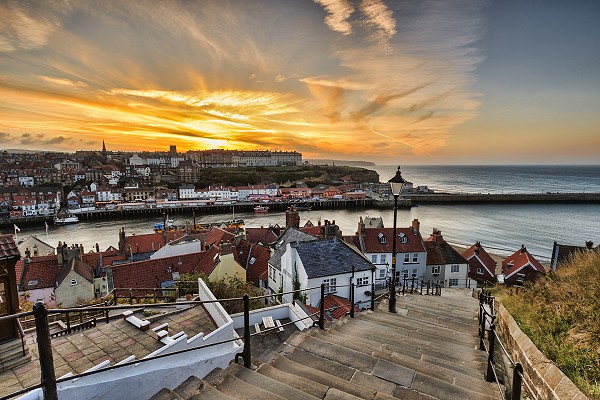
388,166,406,313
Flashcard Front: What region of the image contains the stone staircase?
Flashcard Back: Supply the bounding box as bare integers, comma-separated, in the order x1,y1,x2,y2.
150,289,501,400
0,338,31,373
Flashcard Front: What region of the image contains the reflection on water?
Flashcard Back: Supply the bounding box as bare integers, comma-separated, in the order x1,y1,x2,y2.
6,203,599,261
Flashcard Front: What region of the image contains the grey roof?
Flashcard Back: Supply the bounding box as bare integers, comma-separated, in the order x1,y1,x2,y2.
297,237,374,279
268,227,317,271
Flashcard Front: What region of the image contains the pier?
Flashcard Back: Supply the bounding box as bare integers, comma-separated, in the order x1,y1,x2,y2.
2,193,599,228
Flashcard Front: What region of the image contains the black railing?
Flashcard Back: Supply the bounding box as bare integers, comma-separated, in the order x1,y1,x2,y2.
0,280,387,400
478,290,531,400
399,277,442,296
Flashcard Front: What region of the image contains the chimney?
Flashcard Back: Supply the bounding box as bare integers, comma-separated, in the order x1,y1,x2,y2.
95,243,100,252
411,219,420,233
520,245,526,254
286,206,300,229
219,242,233,256
32,244,39,256
24,248,31,265
357,216,365,236
585,241,594,250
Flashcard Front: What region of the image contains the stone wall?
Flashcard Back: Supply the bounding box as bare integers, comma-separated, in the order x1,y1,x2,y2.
494,303,589,400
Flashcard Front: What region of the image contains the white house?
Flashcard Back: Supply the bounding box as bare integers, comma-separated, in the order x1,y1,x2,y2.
267,227,318,297
349,218,427,286
423,229,474,288
237,185,278,200
179,184,197,200
280,237,375,309
19,176,35,187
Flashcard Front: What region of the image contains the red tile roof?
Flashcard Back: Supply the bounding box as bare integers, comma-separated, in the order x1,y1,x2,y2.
360,228,425,254
0,234,20,260
462,242,496,279
123,230,185,254
245,227,280,245
18,255,60,290
423,230,468,265
233,240,271,286
502,246,545,278
111,246,220,289
56,258,94,286
300,225,323,237
204,227,235,247
323,294,359,320
82,249,124,268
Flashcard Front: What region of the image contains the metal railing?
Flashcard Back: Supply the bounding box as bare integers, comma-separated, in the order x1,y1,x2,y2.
0,280,389,400
478,290,533,400
399,277,442,296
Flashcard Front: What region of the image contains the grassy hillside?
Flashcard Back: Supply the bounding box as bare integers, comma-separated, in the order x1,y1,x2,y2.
493,251,600,399
194,165,380,188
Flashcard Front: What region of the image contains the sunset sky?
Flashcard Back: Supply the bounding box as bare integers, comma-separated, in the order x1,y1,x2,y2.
1,0,599,164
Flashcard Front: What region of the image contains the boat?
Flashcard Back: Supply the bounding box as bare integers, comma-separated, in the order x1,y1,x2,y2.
295,204,312,211
154,218,176,233
53,213,79,225
253,205,269,213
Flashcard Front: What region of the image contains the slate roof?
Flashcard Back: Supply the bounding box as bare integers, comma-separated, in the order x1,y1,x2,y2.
269,227,318,271
111,246,220,289
358,227,425,254
424,230,468,265
462,242,496,277
17,235,54,257
502,246,545,278
0,234,20,260
296,237,373,279
364,217,384,228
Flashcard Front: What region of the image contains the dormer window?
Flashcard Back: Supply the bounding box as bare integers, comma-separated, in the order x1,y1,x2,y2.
477,267,483,275
398,232,407,244
377,232,387,244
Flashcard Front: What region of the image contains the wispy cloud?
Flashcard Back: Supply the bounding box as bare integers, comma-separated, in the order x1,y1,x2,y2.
313,0,355,35
359,0,396,50
39,76,88,88
0,4,56,52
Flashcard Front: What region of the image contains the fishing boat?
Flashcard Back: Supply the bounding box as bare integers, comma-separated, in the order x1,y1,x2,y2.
53,213,79,225
295,204,312,211
253,205,269,213
154,218,176,233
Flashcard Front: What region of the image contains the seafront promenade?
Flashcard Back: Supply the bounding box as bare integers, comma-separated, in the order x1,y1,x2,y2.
2,192,600,228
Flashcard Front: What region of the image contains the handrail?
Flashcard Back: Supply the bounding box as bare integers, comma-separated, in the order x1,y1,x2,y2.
478,290,528,400
15,319,26,356
0,280,383,400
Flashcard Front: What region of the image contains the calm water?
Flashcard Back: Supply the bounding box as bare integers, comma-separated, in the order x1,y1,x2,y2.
5,165,600,262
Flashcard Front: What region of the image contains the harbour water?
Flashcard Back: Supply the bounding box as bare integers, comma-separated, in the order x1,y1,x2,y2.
6,165,600,262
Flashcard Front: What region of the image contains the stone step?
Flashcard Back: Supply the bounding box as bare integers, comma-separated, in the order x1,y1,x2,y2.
270,354,377,399
397,296,478,314
227,362,320,400
334,317,479,352
372,350,499,397
313,327,485,370
172,376,215,400
307,326,488,383
0,353,32,373
256,362,330,399
0,342,29,363
412,372,499,400
149,388,184,400
359,311,478,342
204,367,287,400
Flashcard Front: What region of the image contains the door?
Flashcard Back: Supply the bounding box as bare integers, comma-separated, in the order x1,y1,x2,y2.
0,276,16,343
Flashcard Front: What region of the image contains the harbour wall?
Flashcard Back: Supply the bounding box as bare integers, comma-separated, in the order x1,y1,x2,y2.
2,192,599,227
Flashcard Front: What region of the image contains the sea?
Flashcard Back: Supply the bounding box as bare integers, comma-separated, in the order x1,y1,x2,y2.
6,165,600,262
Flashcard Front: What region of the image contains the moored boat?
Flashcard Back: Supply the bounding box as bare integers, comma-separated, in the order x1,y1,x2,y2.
53,213,79,225
253,205,269,213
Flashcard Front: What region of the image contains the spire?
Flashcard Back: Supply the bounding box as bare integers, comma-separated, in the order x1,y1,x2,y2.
102,140,106,153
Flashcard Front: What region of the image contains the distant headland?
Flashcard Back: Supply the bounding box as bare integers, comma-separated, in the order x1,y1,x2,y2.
307,159,376,167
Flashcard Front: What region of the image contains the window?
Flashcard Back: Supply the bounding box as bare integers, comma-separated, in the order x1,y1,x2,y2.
412,253,418,263
412,269,418,278
451,265,460,273
377,232,387,244
356,276,369,286
371,255,378,263
432,266,440,275
70,279,77,286
323,278,337,294
249,257,256,265
380,254,387,264
402,269,409,279
449,279,458,287
477,267,483,275
398,233,407,244
378,268,386,279
404,254,410,263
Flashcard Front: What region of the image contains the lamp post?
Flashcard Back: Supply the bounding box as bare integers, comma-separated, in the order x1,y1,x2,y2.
388,166,406,313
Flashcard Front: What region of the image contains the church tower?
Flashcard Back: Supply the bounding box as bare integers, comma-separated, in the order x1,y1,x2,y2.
101,140,107,164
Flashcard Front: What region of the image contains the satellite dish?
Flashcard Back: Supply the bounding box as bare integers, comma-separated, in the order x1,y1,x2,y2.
364,290,372,296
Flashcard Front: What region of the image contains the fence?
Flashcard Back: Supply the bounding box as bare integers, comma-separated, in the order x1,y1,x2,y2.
399,277,442,296
478,290,534,400
0,280,391,400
